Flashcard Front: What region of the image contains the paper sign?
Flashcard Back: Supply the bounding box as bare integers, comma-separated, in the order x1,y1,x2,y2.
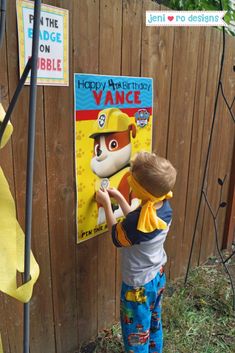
74,74,153,243
16,0,69,86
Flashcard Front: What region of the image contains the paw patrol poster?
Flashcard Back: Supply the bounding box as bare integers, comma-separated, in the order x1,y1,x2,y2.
74,74,153,243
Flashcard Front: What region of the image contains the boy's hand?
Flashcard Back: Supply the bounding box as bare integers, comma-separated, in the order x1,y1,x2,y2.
96,188,111,208
108,187,132,216
107,187,123,201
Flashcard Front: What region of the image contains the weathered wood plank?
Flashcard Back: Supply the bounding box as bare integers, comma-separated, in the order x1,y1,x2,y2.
117,0,144,320
0,37,12,353
166,27,200,279
98,0,122,331
43,1,78,352
122,0,143,77
0,294,10,353
222,37,235,249
181,27,214,273
216,34,235,250
142,1,174,158
223,140,235,249
195,29,222,265
29,90,56,353
0,39,15,193
74,0,100,345
141,1,175,278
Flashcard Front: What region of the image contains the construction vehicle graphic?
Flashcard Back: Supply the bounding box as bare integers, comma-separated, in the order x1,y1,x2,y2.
152,311,161,322
125,287,147,304
128,329,150,346
120,302,134,324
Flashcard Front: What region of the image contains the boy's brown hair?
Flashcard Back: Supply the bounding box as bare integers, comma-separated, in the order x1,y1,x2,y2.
130,152,177,197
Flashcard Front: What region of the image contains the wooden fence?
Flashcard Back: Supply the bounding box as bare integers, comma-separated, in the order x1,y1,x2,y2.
0,0,234,352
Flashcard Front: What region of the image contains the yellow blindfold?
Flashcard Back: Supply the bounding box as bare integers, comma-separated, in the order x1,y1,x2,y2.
128,173,173,233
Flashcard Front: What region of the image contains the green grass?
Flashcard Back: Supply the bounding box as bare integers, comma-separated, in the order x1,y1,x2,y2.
163,265,235,353
80,262,235,353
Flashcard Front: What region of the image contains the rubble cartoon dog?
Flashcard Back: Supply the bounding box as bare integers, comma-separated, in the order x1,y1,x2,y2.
90,108,139,224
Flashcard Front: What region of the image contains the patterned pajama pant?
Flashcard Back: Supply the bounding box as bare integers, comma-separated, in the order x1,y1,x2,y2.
120,268,166,353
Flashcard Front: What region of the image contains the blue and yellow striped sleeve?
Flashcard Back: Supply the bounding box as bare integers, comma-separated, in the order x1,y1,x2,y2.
111,209,140,247
111,201,173,248
112,222,132,247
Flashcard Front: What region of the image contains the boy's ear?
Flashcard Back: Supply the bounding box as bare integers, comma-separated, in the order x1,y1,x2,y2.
128,124,137,138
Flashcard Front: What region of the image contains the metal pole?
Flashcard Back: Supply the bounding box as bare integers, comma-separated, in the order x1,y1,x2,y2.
23,1,41,353
0,0,6,48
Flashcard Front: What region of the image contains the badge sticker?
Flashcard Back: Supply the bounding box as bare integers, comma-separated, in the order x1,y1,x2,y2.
98,114,106,128
134,109,150,128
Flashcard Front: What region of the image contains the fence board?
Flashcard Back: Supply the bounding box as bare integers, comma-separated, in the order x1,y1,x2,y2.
181,28,213,272
0,36,13,353
216,35,235,250
98,0,123,331
74,0,100,344
0,296,10,353
193,34,222,267
43,1,78,352
200,96,225,262
0,42,15,192
195,29,222,265
115,0,144,321
223,138,235,249
141,1,175,278
28,88,56,353
122,0,143,77
166,27,200,279
141,1,174,158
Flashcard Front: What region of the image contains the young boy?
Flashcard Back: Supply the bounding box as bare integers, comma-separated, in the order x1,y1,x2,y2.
96,152,177,353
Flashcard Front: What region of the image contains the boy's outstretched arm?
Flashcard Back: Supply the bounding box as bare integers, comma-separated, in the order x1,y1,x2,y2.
96,188,117,233
107,188,132,216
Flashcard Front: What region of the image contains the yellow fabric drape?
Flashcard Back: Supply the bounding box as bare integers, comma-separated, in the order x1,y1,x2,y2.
0,104,39,303
0,333,3,353
127,173,173,233
0,104,13,149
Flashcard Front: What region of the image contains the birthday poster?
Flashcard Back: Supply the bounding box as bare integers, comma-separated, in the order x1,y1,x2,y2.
74,74,153,243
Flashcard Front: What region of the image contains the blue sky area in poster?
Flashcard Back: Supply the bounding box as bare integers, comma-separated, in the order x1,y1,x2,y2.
74,74,153,115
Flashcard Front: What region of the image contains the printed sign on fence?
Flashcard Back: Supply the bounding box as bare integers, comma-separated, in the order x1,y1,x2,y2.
16,0,69,86
74,74,153,243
